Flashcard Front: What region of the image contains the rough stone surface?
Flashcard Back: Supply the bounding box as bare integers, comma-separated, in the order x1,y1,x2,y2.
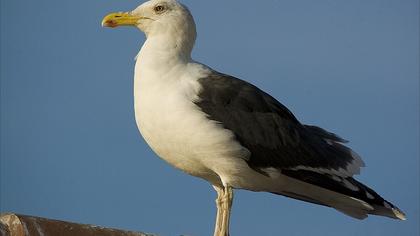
0,213,153,236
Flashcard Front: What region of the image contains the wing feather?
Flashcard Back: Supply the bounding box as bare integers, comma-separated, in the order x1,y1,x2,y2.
195,72,363,176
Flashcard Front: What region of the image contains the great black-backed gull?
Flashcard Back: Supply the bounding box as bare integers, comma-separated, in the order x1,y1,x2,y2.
102,1,406,235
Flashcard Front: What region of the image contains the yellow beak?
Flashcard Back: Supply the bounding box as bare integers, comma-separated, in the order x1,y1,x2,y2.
101,12,140,28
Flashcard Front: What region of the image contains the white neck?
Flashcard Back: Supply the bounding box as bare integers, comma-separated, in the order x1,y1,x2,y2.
136,24,196,70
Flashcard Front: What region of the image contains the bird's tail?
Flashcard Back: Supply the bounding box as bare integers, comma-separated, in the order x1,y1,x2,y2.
277,169,406,220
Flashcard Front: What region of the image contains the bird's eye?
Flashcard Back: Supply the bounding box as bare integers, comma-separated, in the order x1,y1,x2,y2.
154,5,166,13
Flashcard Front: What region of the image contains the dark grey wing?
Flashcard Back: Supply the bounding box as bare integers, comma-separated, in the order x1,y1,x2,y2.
195,72,363,176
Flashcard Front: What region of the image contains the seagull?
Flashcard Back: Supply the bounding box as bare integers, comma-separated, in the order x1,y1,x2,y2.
102,0,406,235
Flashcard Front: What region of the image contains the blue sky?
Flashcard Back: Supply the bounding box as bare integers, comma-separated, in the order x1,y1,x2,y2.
1,0,418,235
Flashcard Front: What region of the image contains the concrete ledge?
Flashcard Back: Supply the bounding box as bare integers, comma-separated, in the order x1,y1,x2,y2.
0,213,153,236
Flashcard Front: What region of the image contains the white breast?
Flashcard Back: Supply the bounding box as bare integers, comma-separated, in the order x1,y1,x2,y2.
133,60,248,185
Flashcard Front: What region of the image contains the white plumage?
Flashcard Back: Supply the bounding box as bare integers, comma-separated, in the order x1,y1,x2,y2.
102,1,406,235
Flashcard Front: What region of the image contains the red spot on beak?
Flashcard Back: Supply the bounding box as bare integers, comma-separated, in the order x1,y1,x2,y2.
104,20,118,28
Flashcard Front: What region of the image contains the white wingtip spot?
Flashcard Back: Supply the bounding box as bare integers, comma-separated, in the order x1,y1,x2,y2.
392,208,407,220
325,139,334,145
366,192,375,200
343,179,359,191
332,175,342,182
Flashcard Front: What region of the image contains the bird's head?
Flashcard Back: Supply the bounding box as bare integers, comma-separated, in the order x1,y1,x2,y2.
102,0,196,40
